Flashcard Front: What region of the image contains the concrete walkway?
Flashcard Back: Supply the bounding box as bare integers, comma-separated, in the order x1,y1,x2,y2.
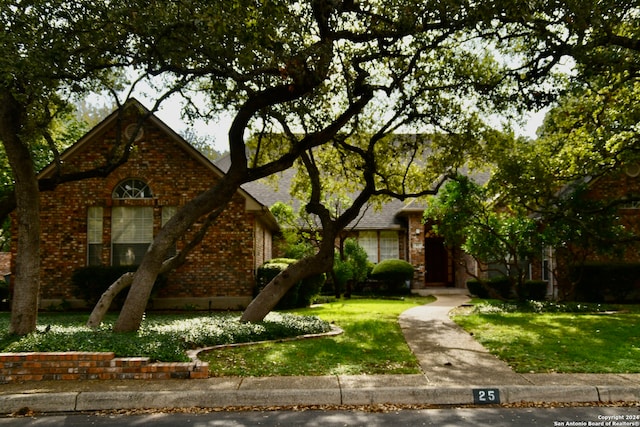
399,291,529,386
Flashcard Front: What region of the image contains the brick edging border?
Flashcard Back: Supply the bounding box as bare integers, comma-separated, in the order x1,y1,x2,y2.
0,326,343,383
0,352,208,383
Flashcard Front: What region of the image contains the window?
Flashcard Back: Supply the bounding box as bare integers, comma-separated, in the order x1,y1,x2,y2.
112,206,153,266
162,206,177,226
112,179,152,199
380,231,399,260
358,230,400,263
162,206,178,258
358,231,378,263
110,179,153,266
87,207,103,266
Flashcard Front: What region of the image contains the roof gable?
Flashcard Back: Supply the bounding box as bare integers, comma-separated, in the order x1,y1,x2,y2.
38,98,227,181
37,99,277,229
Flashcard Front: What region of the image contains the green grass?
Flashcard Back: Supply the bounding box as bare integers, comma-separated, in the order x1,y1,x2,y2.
199,296,434,377
453,300,640,373
0,311,331,362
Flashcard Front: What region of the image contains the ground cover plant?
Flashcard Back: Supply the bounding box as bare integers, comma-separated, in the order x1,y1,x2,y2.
452,300,640,373
200,296,434,376
0,312,331,362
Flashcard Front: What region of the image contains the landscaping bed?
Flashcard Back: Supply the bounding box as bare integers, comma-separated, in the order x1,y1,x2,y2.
0,312,331,363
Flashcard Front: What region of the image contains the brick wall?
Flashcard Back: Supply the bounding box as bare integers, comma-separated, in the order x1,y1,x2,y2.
0,352,208,382
14,106,268,310
583,171,640,262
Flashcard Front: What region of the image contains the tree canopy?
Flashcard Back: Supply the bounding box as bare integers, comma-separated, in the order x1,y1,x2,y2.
2,0,639,331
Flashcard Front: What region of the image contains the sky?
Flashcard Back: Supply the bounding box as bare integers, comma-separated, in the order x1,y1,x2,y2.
151,98,547,154
91,85,547,155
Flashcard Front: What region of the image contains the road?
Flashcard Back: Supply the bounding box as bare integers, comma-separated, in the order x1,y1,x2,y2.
1,406,639,426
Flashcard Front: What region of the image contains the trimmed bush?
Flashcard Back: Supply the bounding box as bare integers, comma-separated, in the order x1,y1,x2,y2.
370,259,414,295
466,279,489,298
571,262,640,303
518,280,548,301
71,266,167,310
256,259,325,309
466,276,512,299
468,277,548,301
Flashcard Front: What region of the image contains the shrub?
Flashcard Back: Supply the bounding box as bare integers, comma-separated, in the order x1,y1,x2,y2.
0,279,9,311
331,239,370,296
255,259,325,309
571,262,640,303
370,259,414,294
71,266,168,310
468,277,548,301
518,280,548,301
466,279,489,298
466,277,512,299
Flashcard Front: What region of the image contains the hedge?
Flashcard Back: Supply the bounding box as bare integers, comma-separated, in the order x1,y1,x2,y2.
72,266,168,310
571,262,640,303
467,277,548,301
256,259,325,309
370,259,414,295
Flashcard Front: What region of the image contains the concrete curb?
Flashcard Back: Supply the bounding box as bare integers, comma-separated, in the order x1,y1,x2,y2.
1,384,636,414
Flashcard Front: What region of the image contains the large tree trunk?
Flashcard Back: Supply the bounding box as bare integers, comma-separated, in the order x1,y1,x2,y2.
112,175,241,332
0,91,41,335
241,239,335,322
86,272,134,328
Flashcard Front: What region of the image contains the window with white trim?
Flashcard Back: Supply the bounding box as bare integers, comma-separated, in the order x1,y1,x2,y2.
379,231,399,261
112,206,153,266
87,207,103,266
110,179,154,266
359,231,378,263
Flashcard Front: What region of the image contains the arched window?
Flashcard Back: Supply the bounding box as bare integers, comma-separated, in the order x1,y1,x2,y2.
112,179,153,199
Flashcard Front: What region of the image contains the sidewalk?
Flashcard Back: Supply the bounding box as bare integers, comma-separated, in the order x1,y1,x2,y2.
1,289,639,414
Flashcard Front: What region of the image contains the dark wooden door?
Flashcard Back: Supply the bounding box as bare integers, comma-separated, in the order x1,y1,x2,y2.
425,237,448,283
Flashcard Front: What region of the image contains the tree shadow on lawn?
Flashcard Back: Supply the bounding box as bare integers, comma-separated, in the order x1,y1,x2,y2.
470,312,640,373
202,320,422,377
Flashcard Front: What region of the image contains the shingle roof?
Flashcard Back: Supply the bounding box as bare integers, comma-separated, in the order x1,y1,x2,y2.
214,148,493,231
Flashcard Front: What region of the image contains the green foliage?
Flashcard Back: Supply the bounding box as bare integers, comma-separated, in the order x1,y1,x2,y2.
71,266,168,309
467,278,547,301
571,263,640,303
370,259,414,294
371,259,415,281
256,259,325,309
270,202,316,259
0,312,331,362
425,176,545,288
331,238,370,294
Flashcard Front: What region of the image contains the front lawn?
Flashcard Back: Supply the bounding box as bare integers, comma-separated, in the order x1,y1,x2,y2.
199,296,434,376
452,300,640,373
0,312,331,362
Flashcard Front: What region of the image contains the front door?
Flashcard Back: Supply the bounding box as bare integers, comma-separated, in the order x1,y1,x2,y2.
425,237,448,284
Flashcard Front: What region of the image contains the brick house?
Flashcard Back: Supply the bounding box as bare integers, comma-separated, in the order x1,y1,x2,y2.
531,165,640,299
14,99,278,310
239,164,490,290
